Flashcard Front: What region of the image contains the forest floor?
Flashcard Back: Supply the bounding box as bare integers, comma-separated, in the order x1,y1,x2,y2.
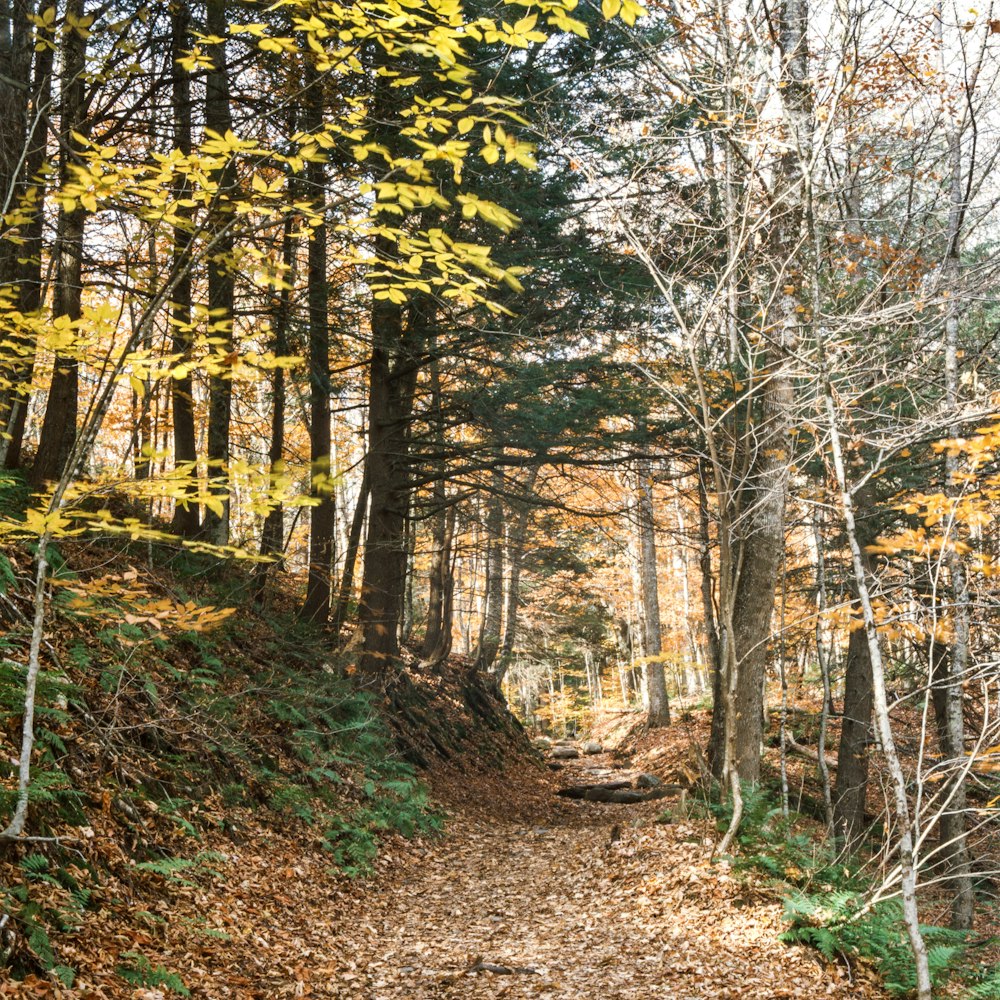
2,709,886,1000
313,717,884,1000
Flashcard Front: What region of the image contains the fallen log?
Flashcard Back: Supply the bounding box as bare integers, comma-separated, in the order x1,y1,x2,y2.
585,788,645,803
786,735,838,771
556,780,631,799
557,782,682,804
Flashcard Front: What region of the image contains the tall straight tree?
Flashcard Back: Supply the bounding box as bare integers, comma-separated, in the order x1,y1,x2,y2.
301,61,335,624
1,1,51,469
636,458,669,726
723,0,808,784
931,0,976,927
33,0,88,486
201,0,235,544
474,468,505,672
169,2,199,536
357,285,421,672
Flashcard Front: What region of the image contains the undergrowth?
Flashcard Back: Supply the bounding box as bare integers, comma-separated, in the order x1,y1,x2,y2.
0,526,441,986
710,785,996,997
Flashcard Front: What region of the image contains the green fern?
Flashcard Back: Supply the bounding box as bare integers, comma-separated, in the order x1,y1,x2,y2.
20,854,50,877
117,952,190,997
967,966,1000,999
781,890,968,995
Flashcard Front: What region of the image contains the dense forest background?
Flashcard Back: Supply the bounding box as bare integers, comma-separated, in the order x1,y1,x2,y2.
2,0,1000,996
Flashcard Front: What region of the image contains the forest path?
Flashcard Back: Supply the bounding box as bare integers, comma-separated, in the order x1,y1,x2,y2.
325,746,881,1000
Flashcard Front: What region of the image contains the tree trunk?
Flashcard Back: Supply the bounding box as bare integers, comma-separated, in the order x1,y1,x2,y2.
420,356,448,659
301,65,334,624
495,466,538,684
934,2,975,928
812,517,834,835
200,0,234,545
169,3,199,536
253,214,295,601
822,388,931,999
259,217,293,561
357,291,419,672
400,502,416,645
929,640,974,925
32,0,87,487
332,464,369,636
637,461,669,726
0,1,35,464
421,490,449,658
0,1,32,287
2,20,51,469
726,0,809,784
834,620,874,849
474,469,505,673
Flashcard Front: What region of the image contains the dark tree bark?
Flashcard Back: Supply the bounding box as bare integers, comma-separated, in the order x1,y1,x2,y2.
357,290,419,672
929,640,974,926
834,620,875,851
832,492,879,850
495,466,538,684
258,215,293,561
33,0,88,487
420,359,449,659
0,1,32,284
169,2,199,536
3,15,51,469
0,0,33,288
332,464,369,636
700,468,726,771
200,0,234,545
301,64,334,624
473,469,505,672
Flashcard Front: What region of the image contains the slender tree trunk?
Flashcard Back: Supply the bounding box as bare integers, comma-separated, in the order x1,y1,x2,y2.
301,64,334,624
332,464,369,636
2,22,51,469
474,469,505,673
637,460,669,726
929,636,974,927
421,491,448,658
420,357,448,658
700,468,727,768
169,3,199,536
201,0,234,545
812,517,834,836
833,525,877,851
259,217,293,561
438,507,457,660
934,3,975,927
0,1,36,463
822,387,931,999
400,502,416,645
33,0,88,487
495,466,538,683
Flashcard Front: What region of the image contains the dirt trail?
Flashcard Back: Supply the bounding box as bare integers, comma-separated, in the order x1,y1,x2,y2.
3,724,884,999
327,750,882,1000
